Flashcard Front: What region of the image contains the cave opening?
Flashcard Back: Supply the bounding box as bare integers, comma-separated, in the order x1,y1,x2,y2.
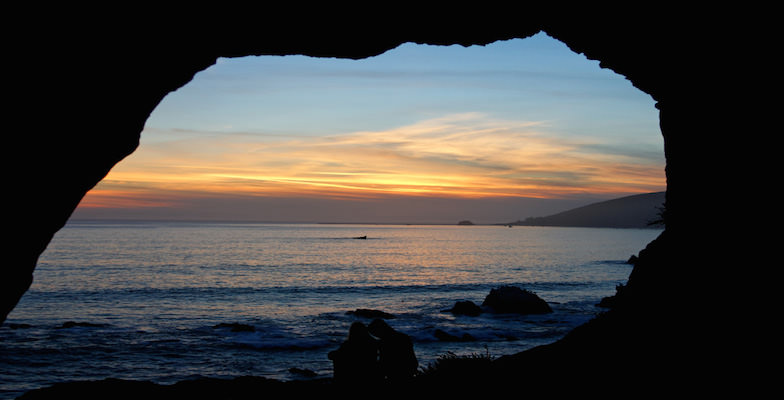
75,33,665,223
2,33,668,395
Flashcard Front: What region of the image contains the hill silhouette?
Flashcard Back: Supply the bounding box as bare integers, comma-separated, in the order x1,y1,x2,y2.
509,192,665,229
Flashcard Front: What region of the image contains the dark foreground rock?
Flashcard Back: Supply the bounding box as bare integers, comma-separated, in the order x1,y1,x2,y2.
481,286,552,314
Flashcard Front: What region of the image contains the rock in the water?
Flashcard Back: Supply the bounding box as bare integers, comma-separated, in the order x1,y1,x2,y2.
596,283,626,308
346,309,396,319
213,322,255,332
481,286,552,314
443,300,483,316
434,329,476,342
57,321,107,329
596,295,616,308
289,367,317,378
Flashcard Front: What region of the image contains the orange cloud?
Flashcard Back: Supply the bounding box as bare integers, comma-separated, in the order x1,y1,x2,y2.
81,113,665,209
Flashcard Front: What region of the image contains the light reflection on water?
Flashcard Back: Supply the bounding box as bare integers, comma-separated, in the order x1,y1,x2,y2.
33,223,655,293
2,222,662,397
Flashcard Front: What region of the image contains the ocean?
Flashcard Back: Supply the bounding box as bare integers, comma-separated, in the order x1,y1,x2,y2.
0,221,662,398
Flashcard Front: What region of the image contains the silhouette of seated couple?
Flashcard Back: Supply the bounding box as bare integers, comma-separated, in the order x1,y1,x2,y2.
328,319,418,385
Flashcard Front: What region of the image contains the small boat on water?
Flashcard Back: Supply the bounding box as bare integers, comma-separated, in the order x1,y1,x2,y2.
353,235,367,240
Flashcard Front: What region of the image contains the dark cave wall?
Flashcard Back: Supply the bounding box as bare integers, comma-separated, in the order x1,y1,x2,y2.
4,15,738,365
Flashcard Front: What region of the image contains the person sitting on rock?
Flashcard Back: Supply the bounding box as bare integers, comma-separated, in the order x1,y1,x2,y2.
328,321,381,384
368,318,418,382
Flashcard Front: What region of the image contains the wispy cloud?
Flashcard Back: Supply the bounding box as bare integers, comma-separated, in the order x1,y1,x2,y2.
83,113,664,208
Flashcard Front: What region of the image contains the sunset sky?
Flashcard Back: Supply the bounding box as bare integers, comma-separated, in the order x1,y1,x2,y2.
72,33,665,224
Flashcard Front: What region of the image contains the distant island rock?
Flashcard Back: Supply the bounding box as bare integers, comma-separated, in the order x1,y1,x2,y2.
507,192,665,229
457,220,474,225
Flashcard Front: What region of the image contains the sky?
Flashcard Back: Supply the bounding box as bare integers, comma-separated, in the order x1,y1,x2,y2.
71,33,665,224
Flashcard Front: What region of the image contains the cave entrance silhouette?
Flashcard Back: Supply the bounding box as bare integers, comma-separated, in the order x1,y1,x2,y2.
4,33,668,394
6,16,761,395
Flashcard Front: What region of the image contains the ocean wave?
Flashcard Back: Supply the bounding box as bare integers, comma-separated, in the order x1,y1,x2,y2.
24,279,605,298
218,330,335,351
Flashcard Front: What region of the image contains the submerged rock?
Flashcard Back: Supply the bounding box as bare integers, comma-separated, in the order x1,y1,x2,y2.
434,329,476,342
346,309,396,319
212,322,255,332
57,321,107,329
481,286,552,315
289,367,317,378
442,300,483,316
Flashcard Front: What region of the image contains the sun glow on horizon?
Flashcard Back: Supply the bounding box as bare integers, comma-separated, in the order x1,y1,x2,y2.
82,113,664,207
75,34,665,222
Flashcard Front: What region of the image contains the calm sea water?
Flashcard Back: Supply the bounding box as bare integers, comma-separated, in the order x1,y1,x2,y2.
0,221,661,398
